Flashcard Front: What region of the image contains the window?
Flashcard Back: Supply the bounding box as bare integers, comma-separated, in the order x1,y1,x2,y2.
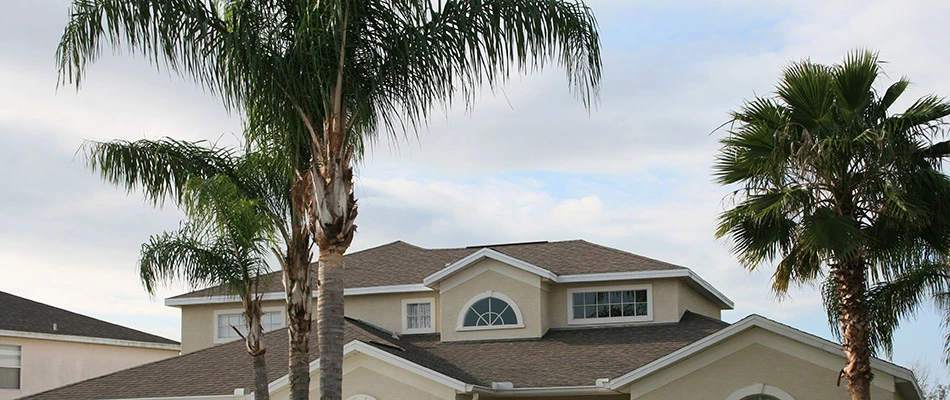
0,345,20,390
401,298,435,334
567,285,652,325
726,383,796,400
214,308,285,343
456,291,524,331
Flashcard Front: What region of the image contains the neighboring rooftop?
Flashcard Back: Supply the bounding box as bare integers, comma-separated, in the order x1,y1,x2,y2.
0,290,179,346
20,312,727,400
171,239,691,300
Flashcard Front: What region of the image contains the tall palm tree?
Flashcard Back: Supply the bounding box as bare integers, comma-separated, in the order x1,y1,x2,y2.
58,1,602,399
82,138,295,400
139,173,276,400
715,49,950,400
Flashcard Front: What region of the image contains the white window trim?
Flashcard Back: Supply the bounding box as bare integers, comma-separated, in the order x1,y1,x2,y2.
456,290,525,331
346,395,379,400
401,297,436,334
213,306,285,344
566,284,653,326
726,383,796,400
0,344,21,390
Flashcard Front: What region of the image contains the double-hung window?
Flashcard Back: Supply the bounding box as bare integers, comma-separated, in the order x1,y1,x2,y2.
567,284,652,325
0,344,20,390
401,298,435,334
214,308,285,343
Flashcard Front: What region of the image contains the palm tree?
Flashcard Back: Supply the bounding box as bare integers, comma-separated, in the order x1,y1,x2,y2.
58,1,602,399
139,173,276,400
715,49,950,400
82,138,295,400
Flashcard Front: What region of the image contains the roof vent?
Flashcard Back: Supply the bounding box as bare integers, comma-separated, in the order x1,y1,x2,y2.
52,323,58,332
233,388,245,395
595,378,609,387
491,382,514,390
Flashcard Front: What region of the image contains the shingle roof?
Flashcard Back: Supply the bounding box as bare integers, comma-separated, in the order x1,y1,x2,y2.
0,291,178,346
20,312,727,400
171,240,689,300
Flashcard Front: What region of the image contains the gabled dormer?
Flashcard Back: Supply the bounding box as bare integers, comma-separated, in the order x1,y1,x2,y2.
419,241,733,342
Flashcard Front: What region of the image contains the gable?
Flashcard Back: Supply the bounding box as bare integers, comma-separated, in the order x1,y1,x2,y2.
613,321,920,400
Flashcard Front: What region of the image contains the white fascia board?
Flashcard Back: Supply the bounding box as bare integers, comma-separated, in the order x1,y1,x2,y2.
101,394,248,400
264,340,469,396
0,329,180,351
470,385,618,397
165,292,291,307
557,270,734,309
608,314,920,393
344,284,433,296
423,248,557,286
167,284,433,307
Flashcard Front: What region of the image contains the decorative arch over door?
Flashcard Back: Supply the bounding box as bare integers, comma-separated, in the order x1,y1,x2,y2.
726,383,796,400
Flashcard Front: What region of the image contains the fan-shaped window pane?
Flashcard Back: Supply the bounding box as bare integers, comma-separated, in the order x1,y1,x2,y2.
463,296,518,327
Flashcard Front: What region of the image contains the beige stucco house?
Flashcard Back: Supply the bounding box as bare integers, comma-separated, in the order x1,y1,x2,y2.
0,291,180,400
21,240,924,400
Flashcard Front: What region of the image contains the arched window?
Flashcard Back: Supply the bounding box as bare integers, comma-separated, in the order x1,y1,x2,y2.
726,384,795,400
456,291,524,330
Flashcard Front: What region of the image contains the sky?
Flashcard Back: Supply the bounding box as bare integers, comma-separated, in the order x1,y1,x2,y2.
3,0,950,384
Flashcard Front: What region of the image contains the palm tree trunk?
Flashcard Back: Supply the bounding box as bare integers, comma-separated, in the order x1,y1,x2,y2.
310,117,357,400
285,173,314,400
834,261,873,400
317,248,345,400
244,300,269,400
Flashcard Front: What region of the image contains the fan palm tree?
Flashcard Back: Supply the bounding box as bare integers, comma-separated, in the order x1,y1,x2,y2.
81,138,296,399
139,173,276,400
715,49,950,400
59,1,602,398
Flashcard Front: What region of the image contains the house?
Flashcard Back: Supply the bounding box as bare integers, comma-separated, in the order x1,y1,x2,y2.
0,291,180,400
19,240,923,400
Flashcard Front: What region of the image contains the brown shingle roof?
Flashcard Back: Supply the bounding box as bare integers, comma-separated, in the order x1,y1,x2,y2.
20,312,727,400
0,291,178,346
170,240,689,300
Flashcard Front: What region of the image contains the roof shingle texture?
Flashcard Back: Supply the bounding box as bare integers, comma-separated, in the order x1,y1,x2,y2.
172,240,688,300
21,312,727,400
0,291,178,345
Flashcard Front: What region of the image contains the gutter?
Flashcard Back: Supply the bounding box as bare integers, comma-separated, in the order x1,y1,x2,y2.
466,381,619,397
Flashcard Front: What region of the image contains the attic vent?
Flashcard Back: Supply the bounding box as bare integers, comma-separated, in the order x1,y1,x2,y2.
491,382,514,390
466,241,548,249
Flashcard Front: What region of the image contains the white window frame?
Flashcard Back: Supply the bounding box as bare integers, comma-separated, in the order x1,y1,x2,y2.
726,383,796,400
566,284,653,325
401,297,436,334
213,306,285,343
345,395,378,400
456,290,525,331
0,344,20,390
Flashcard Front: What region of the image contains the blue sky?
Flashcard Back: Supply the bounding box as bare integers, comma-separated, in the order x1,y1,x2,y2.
2,0,950,385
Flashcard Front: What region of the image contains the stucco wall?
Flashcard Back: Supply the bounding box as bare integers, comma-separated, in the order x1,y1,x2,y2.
180,299,286,353
0,336,178,400
438,259,543,342
546,279,674,328
270,353,458,400
675,279,722,320
346,291,439,335
627,327,901,400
